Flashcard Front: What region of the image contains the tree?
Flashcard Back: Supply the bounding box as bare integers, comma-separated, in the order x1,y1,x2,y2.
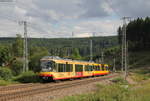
12,34,23,57
29,47,49,72
71,48,82,60
0,67,12,80
0,45,11,66
117,26,122,45
11,60,23,76
118,17,150,51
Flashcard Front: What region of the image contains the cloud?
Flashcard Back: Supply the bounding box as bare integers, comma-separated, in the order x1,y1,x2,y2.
72,19,121,37
0,0,150,38
108,0,150,17
79,0,111,18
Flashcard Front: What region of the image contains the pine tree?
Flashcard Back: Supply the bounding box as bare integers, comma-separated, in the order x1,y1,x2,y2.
71,48,82,60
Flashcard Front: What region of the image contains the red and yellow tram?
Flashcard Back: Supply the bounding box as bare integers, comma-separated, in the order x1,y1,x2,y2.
39,56,110,81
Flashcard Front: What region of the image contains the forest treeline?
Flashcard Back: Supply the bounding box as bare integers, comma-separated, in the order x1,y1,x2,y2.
0,36,118,59
0,35,118,76
118,17,150,51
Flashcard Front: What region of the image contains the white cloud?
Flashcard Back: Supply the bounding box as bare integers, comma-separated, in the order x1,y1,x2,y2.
72,19,121,37
0,0,149,38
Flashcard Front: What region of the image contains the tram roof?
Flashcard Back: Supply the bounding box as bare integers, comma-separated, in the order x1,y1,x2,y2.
41,56,95,64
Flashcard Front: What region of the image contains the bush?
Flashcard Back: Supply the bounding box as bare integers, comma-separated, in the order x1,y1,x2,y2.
11,60,23,76
29,52,48,72
15,71,41,83
0,79,11,86
0,67,13,80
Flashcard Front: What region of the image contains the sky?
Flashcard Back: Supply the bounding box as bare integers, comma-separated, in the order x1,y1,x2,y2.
0,0,149,38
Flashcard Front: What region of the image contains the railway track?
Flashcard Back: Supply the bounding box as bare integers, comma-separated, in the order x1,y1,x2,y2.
0,83,42,94
0,74,119,101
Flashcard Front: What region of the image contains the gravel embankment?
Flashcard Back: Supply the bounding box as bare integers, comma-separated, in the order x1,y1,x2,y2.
10,79,112,101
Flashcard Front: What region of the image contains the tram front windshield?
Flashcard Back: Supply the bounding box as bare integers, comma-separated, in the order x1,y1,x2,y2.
41,61,55,72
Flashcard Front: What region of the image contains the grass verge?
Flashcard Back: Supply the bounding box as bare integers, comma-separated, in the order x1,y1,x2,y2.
58,81,150,101
58,72,150,101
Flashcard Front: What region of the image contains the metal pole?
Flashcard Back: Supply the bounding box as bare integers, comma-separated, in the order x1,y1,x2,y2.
71,32,74,56
121,28,124,72
90,32,96,61
101,51,104,63
23,21,28,72
122,17,130,80
127,41,129,75
113,58,116,72
124,20,127,80
90,39,93,61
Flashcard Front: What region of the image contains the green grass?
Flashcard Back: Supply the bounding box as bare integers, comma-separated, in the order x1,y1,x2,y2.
129,68,150,82
130,73,149,82
130,82,150,101
129,51,150,68
0,79,11,86
58,82,150,101
111,77,128,85
0,78,19,86
58,84,130,101
58,70,150,101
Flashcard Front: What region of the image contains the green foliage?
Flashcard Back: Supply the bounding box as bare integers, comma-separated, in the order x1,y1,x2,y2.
71,48,82,60
131,82,150,101
59,82,150,101
0,45,11,66
132,73,149,82
0,36,118,61
103,46,121,69
0,79,11,86
131,68,150,82
96,84,129,101
59,84,129,101
118,26,122,45
0,36,119,72
118,17,150,51
129,51,150,68
11,59,23,76
0,67,12,80
14,71,41,83
12,34,23,57
29,47,49,72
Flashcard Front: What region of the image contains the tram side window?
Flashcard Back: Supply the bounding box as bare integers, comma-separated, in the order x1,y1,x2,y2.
101,65,105,71
85,65,90,71
75,64,83,72
92,65,96,71
95,66,100,71
100,65,102,70
105,65,109,71
85,65,93,71
93,65,100,71
93,65,95,71
66,64,73,72
58,64,66,72
89,65,93,71
85,65,89,71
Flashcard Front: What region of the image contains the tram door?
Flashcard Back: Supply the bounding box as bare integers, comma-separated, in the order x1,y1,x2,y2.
75,64,83,77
